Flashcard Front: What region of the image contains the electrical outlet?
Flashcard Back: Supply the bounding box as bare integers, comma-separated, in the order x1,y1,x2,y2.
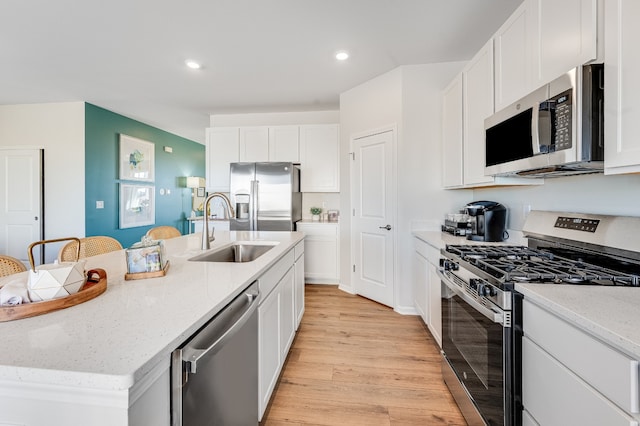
96,200,104,209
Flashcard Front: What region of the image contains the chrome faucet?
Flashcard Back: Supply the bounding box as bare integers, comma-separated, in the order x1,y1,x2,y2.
201,192,235,250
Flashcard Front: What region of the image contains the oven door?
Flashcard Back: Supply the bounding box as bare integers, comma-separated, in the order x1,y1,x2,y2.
439,269,513,426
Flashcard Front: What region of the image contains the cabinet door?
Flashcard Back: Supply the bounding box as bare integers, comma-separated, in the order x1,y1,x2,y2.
427,262,442,348
299,124,339,192
442,73,464,188
532,0,598,87
294,253,305,330
240,126,269,162
269,126,299,162
605,0,640,174
279,268,295,360
297,224,339,284
412,250,428,324
206,127,239,192
463,40,495,186
494,1,534,111
258,288,281,420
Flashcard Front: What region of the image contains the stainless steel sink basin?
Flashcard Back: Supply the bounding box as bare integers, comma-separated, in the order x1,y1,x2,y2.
189,242,277,263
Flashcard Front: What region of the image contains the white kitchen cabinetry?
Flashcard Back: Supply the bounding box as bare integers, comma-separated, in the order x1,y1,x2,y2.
604,0,640,175
240,126,270,162
441,73,464,188
442,42,541,189
299,124,339,192
531,0,598,88
258,249,297,420
494,1,533,111
296,222,339,284
413,236,442,347
294,240,305,329
239,125,300,162
522,299,640,425
463,40,496,186
269,126,300,162
494,0,598,112
206,127,239,192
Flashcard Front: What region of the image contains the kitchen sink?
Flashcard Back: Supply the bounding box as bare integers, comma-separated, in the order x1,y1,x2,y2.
189,241,278,263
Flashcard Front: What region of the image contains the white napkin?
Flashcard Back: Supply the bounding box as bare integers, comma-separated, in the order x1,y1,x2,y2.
0,278,31,306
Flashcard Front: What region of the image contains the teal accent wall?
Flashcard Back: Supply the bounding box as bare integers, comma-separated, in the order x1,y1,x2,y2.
85,103,205,248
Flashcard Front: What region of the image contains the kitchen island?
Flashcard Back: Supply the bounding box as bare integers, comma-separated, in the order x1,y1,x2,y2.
0,230,304,425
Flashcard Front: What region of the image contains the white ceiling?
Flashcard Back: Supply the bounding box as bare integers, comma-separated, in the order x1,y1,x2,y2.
0,0,522,144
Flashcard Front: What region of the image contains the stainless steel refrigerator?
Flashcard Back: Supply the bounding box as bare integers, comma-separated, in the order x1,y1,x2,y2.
229,162,302,231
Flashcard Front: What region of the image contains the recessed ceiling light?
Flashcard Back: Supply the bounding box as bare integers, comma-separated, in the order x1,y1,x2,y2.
185,60,201,70
335,51,349,61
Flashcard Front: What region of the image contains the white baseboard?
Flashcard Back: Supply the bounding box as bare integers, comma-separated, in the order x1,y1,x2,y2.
394,305,418,316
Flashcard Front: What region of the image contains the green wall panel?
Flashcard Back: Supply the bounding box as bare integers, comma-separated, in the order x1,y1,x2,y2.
85,103,204,248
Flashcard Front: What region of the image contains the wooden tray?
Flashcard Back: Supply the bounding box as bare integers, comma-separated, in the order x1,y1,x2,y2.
124,260,170,281
0,269,108,322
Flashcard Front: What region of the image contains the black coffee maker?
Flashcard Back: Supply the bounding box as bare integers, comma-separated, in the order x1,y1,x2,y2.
464,201,507,242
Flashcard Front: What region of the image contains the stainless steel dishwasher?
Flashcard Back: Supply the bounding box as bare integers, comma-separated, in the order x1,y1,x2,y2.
171,282,260,426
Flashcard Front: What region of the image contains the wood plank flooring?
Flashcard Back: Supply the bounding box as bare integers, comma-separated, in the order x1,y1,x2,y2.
261,285,466,426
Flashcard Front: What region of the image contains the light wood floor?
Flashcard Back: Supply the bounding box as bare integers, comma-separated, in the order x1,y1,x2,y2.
261,285,466,426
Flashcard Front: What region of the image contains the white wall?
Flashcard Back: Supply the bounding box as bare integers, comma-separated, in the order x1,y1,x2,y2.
0,102,85,262
474,173,640,231
339,63,471,312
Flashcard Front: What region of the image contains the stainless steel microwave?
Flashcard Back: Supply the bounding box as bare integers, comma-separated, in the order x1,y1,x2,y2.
484,64,604,178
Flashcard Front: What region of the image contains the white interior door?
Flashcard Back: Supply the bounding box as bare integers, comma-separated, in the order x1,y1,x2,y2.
351,130,394,307
0,149,43,265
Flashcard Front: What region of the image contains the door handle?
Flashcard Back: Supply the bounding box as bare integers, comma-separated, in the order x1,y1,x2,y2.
379,225,391,230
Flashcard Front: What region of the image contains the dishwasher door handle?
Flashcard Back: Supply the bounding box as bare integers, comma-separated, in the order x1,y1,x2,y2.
182,288,260,374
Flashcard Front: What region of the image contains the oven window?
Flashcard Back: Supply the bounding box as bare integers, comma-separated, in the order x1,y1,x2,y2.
451,298,489,388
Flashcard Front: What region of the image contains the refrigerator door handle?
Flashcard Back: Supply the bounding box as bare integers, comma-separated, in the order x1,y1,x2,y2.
249,180,258,231
253,180,259,231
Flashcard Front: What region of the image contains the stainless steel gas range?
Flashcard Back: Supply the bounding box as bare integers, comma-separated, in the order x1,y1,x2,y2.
438,210,640,426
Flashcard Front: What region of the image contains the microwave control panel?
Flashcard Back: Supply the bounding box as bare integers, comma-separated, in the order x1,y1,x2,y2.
549,89,573,151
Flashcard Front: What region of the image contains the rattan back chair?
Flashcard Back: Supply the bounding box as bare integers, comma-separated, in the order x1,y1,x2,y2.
57,236,123,262
146,226,181,240
0,255,27,277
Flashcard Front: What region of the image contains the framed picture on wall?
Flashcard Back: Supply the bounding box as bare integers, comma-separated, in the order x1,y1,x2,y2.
119,183,155,229
197,187,205,197
119,134,155,181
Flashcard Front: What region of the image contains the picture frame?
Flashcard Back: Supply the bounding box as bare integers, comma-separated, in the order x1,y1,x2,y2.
197,187,205,197
119,134,155,181
327,210,339,222
119,183,155,229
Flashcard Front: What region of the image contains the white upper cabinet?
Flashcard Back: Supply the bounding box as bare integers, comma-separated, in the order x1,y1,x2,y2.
206,127,239,192
494,0,598,112
463,40,495,186
299,124,339,192
494,2,533,112
239,126,270,162
442,73,464,188
604,0,640,174
268,126,299,162
532,0,598,87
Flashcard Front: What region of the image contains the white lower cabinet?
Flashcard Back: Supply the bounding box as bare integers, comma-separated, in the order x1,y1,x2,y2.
258,249,297,420
294,241,305,329
413,237,442,347
296,222,339,284
522,299,640,425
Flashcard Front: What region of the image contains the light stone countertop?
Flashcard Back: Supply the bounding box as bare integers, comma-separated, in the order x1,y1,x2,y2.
0,231,304,391
412,231,640,360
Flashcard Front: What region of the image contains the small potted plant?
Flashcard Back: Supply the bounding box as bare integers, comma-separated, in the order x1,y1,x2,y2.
310,207,322,221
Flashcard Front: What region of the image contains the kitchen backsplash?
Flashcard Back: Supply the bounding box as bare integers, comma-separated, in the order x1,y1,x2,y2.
302,193,340,220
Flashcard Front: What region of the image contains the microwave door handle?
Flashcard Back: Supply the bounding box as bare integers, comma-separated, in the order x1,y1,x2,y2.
437,268,506,326
531,103,542,155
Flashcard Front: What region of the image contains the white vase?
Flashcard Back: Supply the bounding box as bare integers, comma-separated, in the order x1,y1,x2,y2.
312,214,320,221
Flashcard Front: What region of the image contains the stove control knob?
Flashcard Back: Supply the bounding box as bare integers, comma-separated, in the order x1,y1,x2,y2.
439,259,458,271
469,278,481,290
480,284,497,297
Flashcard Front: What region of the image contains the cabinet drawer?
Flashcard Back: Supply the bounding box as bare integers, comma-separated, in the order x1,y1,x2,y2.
523,300,640,413
523,337,638,426
259,249,294,303
413,237,440,265
296,223,338,238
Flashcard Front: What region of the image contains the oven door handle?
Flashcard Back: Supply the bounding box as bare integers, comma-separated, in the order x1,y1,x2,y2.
437,269,505,326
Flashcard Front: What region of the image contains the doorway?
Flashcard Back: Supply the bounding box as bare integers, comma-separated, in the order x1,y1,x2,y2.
350,129,395,307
